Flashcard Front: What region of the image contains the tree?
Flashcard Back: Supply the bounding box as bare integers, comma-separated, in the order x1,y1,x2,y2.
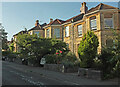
9,42,14,52
78,31,99,68
0,23,8,50
16,34,68,65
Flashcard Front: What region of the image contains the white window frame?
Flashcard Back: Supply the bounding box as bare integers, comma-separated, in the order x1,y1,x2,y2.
104,18,113,29
54,28,60,38
65,26,69,37
78,25,82,37
90,19,97,30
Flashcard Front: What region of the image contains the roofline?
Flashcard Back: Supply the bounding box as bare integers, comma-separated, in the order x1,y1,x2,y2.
73,19,84,25
62,21,71,25
100,9,119,12
85,10,100,16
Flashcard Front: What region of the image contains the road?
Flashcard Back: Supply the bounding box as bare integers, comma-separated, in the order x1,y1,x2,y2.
2,61,119,86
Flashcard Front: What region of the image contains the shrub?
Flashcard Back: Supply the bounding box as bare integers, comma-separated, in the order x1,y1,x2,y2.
45,54,57,64
98,47,116,79
78,31,99,68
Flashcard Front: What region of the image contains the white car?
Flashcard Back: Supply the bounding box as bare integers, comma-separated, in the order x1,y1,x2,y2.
40,58,46,65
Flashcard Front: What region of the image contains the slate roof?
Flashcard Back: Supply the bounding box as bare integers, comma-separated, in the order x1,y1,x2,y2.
47,19,65,25
87,3,119,13
28,23,47,31
64,13,84,23
13,30,27,36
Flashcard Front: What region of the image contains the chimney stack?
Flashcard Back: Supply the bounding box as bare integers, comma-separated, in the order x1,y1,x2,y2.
35,20,40,26
50,18,53,22
80,2,88,14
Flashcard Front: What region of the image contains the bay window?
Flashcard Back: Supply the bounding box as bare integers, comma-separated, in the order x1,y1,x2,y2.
54,28,60,38
104,18,113,29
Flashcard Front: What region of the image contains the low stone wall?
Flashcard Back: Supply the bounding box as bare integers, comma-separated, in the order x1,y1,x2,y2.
44,64,63,72
78,68,102,80
44,64,78,73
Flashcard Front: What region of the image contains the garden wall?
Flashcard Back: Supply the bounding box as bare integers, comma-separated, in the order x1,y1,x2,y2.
78,68,102,80
44,64,78,73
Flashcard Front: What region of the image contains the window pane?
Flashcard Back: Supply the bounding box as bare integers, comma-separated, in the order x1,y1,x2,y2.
65,26,69,37
104,18,113,28
90,19,97,30
54,28,60,38
34,31,39,37
78,25,82,36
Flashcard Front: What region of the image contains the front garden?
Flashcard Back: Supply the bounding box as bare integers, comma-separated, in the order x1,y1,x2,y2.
4,30,120,80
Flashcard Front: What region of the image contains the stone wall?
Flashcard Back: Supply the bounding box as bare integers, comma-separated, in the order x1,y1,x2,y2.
78,68,102,80
44,64,79,73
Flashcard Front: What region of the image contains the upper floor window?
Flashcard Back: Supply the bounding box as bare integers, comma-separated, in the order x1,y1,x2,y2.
30,32,32,35
65,26,69,37
90,16,97,30
104,18,113,29
34,31,39,37
54,28,60,38
46,29,49,38
78,25,82,37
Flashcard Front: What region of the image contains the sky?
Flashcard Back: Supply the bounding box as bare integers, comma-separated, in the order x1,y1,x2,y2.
1,1,119,41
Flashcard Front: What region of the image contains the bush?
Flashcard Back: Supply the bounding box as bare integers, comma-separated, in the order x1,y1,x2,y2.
2,51,17,59
62,52,77,62
98,48,116,79
45,54,58,64
78,31,99,68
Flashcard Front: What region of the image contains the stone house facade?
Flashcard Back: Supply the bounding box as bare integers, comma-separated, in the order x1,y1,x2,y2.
13,2,120,58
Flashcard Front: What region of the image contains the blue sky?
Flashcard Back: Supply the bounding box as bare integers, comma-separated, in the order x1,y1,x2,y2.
2,2,119,41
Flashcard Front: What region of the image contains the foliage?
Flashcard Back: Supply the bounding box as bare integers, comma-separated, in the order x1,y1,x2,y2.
96,29,120,79
2,51,17,59
9,43,14,52
0,23,8,50
16,34,68,65
45,54,57,64
78,31,99,68
62,52,77,63
45,51,78,65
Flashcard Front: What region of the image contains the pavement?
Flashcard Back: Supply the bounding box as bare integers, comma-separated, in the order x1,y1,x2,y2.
2,61,119,86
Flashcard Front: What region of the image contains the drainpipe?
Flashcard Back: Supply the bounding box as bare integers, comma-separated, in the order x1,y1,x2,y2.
71,19,74,53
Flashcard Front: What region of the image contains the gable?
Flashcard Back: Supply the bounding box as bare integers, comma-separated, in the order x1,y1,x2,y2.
51,20,61,25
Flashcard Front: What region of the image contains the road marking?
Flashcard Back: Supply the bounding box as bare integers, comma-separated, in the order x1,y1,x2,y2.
10,70,45,86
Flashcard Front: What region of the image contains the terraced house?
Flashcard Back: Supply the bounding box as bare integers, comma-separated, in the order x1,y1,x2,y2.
13,2,120,58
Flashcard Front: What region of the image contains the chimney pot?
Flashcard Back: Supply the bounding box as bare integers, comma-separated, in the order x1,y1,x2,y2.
50,18,53,22
35,20,39,26
80,2,88,14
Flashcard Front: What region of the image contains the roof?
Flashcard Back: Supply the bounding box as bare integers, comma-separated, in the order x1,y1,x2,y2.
47,19,65,25
13,30,27,36
87,3,119,13
28,23,47,31
64,13,84,23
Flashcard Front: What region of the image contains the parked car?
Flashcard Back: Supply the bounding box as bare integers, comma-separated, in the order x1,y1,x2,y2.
2,56,6,61
40,57,46,67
